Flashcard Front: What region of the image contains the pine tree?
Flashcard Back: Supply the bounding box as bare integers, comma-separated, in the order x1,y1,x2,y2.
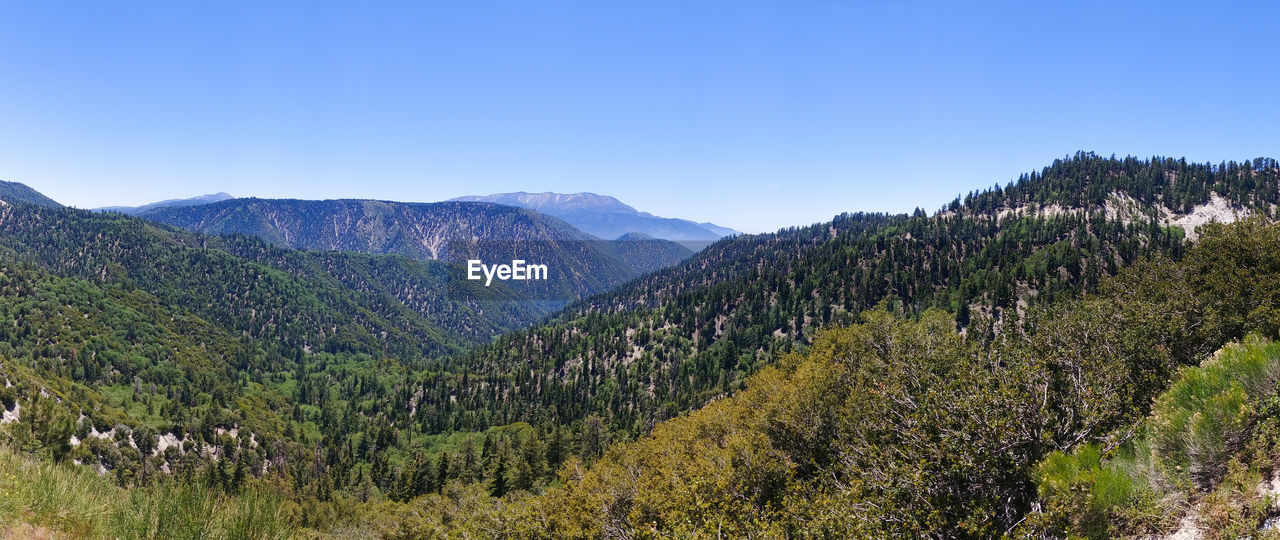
489,457,508,497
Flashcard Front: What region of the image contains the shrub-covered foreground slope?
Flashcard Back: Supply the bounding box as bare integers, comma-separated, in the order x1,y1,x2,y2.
1033,336,1280,538
378,219,1280,538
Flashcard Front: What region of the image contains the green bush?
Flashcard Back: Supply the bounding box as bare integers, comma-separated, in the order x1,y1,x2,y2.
1035,444,1135,539
1151,335,1280,487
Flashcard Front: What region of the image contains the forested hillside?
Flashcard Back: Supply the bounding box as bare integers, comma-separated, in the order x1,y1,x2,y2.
0,200,566,530
0,180,62,208
383,217,1280,538
414,153,1277,439
0,204,544,357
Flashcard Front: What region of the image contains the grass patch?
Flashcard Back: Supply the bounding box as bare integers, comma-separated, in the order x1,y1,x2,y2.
0,444,296,539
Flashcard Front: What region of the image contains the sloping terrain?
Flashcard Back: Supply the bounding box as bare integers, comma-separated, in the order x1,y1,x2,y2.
0,180,62,207
142,197,692,299
425,154,1277,437
3,154,1280,537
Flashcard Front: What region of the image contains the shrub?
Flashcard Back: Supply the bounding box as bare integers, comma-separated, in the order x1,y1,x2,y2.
1032,336,1280,537
1151,335,1280,487
1035,444,1135,539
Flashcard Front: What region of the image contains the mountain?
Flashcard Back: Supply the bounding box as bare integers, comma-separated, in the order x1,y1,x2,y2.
456,224,1280,538
450,192,739,241
94,192,233,215
381,154,1280,534
0,180,61,207
414,154,1274,442
456,192,638,215
139,197,693,300
0,202,569,524
696,221,738,237
0,204,548,358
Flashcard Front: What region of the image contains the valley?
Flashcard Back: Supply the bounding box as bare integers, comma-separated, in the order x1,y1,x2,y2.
2,154,1280,538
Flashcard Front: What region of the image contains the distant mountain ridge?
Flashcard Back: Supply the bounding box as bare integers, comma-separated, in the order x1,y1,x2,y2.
450,192,738,241
94,192,233,215
140,197,693,300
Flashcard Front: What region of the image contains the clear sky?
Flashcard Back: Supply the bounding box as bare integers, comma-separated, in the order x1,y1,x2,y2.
2,1,1278,233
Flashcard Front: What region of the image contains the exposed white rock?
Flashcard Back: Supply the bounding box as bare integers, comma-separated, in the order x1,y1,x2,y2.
154,432,182,456
1,402,19,424
1104,191,1147,222
88,427,115,440
1162,192,1248,242
954,190,1251,244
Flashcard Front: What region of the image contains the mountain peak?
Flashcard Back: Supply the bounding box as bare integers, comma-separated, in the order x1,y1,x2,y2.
452,192,639,215
450,191,738,242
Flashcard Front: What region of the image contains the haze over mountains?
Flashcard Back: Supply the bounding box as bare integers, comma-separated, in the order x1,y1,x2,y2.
94,192,233,215
97,190,738,243
450,192,739,242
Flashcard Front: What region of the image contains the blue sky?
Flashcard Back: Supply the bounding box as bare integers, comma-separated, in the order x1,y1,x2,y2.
2,1,1278,233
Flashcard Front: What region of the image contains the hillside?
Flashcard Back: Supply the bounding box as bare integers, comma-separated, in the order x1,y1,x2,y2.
141,197,693,300
3,154,1280,537
381,217,1280,538
414,153,1275,438
451,191,738,241
0,180,62,207
95,192,233,215
0,200,568,530
0,203,547,357
7,217,1279,537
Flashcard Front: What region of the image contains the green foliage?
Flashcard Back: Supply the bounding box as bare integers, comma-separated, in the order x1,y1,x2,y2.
430,153,1280,443
0,443,294,539
0,180,62,207
468,217,1280,538
1030,336,1280,537
0,201,574,511
1034,445,1135,538
468,310,1018,537
4,155,1280,537
1151,336,1280,486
